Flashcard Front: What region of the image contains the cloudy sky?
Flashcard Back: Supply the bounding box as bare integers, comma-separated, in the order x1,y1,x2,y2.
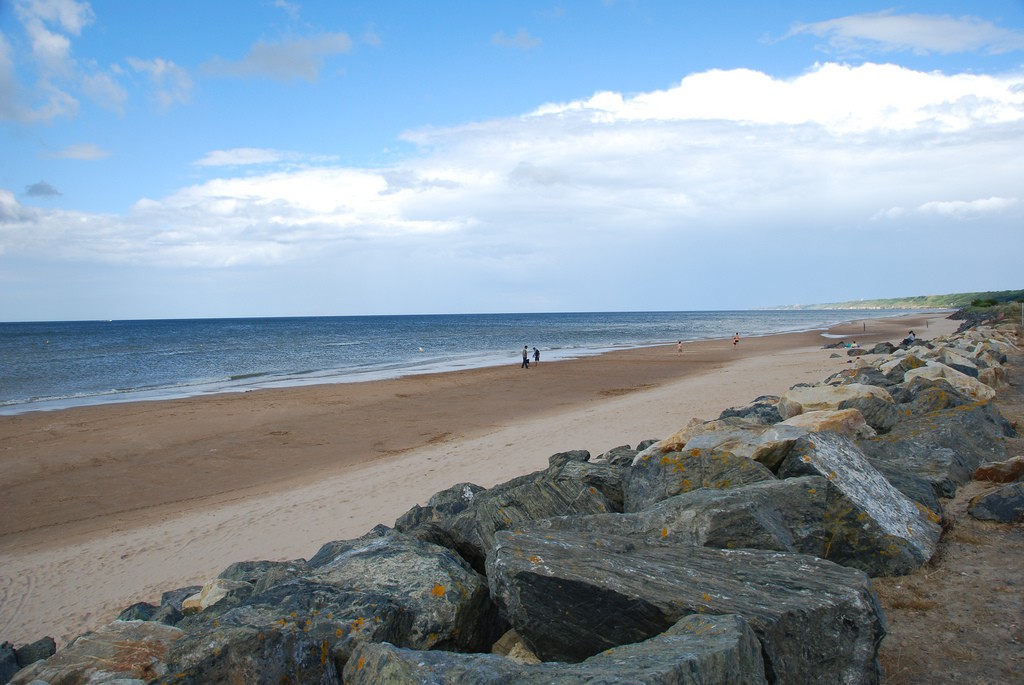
2,1,1022,321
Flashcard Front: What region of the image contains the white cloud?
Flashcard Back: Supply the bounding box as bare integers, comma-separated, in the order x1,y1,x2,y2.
81,70,128,113
786,10,1024,56
127,57,192,109
193,148,289,167
16,0,95,35
202,33,354,83
530,62,1024,133
192,147,341,167
272,0,301,22
47,142,110,159
14,0,94,74
0,0,93,122
3,63,1022,279
491,29,542,50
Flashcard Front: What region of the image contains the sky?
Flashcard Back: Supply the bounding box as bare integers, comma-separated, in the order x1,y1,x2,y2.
1,1,1023,321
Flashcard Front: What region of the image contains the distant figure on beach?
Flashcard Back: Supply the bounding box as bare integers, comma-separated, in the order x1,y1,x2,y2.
733,333,740,347
677,340,683,353
533,347,540,364
522,346,530,368
901,330,916,345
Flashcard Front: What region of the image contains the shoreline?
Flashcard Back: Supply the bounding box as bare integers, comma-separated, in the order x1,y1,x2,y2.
0,311,957,646
0,310,933,418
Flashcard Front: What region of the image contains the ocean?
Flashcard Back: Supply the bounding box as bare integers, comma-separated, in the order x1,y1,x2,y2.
0,310,912,415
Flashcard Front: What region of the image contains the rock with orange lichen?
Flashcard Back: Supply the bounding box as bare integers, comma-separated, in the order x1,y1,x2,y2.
9,620,183,685
151,529,502,684
903,362,996,402
623,447,775,513
779,432,941,576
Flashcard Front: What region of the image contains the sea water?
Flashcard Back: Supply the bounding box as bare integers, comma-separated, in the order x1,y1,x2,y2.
0,310,914,415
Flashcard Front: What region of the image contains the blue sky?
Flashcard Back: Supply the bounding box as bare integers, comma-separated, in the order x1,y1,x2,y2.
2,1,1023,321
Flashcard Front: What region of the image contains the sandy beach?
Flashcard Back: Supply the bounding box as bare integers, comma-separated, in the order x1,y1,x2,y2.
0,312,959,647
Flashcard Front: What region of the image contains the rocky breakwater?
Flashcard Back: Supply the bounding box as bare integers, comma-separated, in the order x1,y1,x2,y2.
6,320,1022,685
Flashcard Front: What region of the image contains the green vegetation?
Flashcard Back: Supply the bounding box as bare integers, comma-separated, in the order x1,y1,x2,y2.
777,289,1024,311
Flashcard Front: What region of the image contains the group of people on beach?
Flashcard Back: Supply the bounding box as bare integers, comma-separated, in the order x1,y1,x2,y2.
521,345,539,368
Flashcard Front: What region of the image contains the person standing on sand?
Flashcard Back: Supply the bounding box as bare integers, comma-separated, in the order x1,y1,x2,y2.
522,345,530,368
733,333,740,347
533,347,540,364
677,340,683,353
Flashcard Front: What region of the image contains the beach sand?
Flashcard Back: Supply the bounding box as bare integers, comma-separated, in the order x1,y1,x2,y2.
0,312,958,647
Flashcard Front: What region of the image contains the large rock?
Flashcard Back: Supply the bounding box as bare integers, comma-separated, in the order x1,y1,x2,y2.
778,432,941,575
678,411,875,471
974,456,1024,483
529,476,829,555
636,417,756,455
623,447,775,512
888,376,974,416
718,395,783,425
487,527,885,684
343,613,769,684
903,362,996,402
934,348,980,377
880,354,927,384
837,395,900,433
395,453,621,573
10,620,185,685
776,408,875,438
0,643,18,685
777,383,892,419
159,529,503,682
181,578,253,614
163,581,404,684
968,483,1024,523
860,402,1013,499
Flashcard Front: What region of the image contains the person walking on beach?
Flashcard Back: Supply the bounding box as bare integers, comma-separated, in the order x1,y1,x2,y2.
522,345,530,368
533,347,540,364
733,333,740,347
677,340,683,353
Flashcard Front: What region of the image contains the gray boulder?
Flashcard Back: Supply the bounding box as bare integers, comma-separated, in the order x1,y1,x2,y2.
860,402,1013,500
881,354,927,384
594,444,640,467
0,643,17,685
343,613,768,684
779,432,941,575
718,395,783,425
486,527,885,684
837,395,900,433
888,376,973,416
116,584,202,626
395,454,621,573
968,483,1024,523
624,448,775,512
160,530,502,682
532,476,829,555
164,581,404,684
217,558,310,594
13,636,56,669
